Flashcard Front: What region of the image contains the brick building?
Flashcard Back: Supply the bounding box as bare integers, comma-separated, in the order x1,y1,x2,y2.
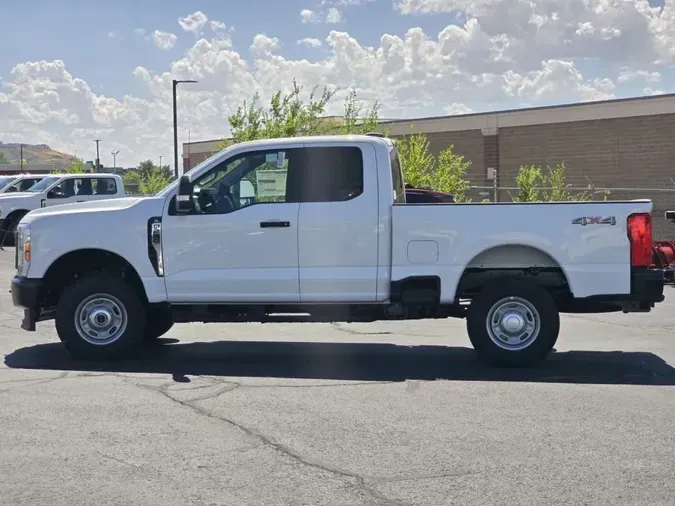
182,94,675,239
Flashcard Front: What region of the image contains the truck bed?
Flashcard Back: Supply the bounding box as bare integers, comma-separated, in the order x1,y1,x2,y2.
391,199,654,302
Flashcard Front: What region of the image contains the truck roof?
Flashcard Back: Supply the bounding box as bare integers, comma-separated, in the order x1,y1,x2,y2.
233,134,394,150
49,173,121,179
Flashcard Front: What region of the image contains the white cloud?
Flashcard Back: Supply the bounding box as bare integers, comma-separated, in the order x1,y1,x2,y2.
151,30,177,50
394,0,675,70
444,103,473,115
298,37,323,48
107,31,120,40
178,11,208,36
300,9,315,23
326,7,343,23
617,69,661,84
133,28,146,36
3,3,675,168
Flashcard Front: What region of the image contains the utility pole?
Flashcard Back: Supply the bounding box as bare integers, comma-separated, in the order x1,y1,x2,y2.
19,144,23,172
159,155,163,169
94,139,101,172
111,150,120,170
172,79,198,178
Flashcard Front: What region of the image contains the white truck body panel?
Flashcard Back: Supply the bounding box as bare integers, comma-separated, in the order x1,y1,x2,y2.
17,135,653,307
391,200,652,302
297,140,381,303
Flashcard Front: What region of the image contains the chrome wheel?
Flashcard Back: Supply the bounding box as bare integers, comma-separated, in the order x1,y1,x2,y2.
74,293,128,346
486,296,540,351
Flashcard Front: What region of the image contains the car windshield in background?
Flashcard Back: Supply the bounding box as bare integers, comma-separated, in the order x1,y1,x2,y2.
26,177,60,192
0,177,16,190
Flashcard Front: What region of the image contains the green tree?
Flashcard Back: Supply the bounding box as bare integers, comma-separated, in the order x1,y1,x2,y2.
219,80,381,149
139,170,172,195
122,170,141,186
395,132,434,188
513,165,543,202
134,160,173,195
0,152,8,164
434,145,472,202
54,157,88,174
513,162,608,202
395,131,473,202
137,160,172,181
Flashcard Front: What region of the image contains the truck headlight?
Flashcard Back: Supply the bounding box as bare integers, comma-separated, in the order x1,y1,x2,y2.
16,224,30,270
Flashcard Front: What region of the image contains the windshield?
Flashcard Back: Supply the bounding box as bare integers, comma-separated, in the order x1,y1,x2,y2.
0,177,16,190
26,176,60,192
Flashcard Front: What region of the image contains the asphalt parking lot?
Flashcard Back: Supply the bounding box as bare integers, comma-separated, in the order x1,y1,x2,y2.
1,249,674,506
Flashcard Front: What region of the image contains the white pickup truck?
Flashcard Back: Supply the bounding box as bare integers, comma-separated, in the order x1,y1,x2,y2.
10,134,665,366
0,173,125,242
0,174,47,194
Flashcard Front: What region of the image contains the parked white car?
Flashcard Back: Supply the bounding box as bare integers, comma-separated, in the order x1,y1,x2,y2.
10,134,665,365
0,173,125,241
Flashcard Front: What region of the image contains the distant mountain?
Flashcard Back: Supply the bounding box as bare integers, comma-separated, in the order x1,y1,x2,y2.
0,142,77,165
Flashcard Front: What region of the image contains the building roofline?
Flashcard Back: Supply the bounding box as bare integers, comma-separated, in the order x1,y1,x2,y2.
183,93,675,154
379,92,675,125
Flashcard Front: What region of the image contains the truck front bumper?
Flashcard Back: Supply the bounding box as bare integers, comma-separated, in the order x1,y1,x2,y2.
11,275,43,331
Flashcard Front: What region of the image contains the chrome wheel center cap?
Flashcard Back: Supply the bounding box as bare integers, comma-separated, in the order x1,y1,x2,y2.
501,311,525,334
89,308,112,329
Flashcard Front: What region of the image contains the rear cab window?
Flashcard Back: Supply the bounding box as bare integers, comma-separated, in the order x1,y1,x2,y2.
92,178,118,195
296,146,364,203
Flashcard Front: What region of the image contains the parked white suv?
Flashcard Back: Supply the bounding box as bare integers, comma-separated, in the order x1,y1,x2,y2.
10,135,665,365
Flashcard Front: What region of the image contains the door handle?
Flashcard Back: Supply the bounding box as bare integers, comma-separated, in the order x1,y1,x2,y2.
260,220,290,228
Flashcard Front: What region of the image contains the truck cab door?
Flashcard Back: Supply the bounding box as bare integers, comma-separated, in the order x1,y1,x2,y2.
297,143,379,302
160,146,303,303
44,178,80,207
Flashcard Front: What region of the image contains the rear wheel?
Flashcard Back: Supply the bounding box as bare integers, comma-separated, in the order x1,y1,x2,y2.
55,274,147,360
466,280,560,367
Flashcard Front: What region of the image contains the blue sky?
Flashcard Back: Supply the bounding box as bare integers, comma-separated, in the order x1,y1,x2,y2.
0,0,673,166
1,0,447,100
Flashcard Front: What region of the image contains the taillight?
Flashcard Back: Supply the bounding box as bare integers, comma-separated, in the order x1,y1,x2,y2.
627,213,652,267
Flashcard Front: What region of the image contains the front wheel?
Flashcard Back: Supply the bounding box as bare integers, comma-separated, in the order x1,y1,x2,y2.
466,280,560,367
55,274,147,361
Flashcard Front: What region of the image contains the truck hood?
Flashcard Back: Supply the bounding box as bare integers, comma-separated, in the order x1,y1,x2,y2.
23,197,143,221
0,192,36,200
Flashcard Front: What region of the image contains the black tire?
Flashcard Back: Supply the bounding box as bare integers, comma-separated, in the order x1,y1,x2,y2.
466,280,560,367
144,305,174,341
55,274,147,361
2,212,26,247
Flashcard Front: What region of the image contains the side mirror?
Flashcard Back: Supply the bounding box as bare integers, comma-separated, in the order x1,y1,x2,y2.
175,174,194,214
47,190,54,198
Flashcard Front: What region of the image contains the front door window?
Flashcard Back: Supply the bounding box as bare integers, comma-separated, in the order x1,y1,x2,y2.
187,150,293,215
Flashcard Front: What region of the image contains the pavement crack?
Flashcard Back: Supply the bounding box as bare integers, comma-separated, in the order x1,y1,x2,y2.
371,470,480,485
137,381,410,506
0,372,68,392
203,376,399,390
97,451,142,469
330,323,393,336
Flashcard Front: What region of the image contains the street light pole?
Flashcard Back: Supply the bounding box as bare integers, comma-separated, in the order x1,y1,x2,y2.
111,150,120,170
159,155,163,169
172,79,198,179
94,139,101,172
